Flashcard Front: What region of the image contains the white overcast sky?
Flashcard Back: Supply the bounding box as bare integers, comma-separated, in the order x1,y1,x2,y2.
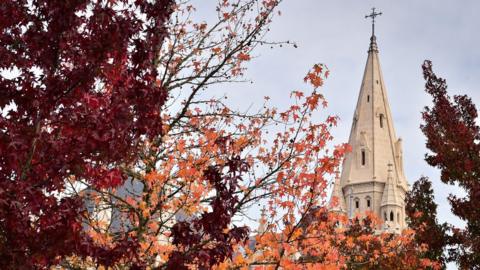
194,0,479,250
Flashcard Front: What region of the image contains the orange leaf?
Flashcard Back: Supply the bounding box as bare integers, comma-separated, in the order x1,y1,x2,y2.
238,52,251,61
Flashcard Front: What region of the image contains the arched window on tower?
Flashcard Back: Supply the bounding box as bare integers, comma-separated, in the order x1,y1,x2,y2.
354,198,360,209
367,95,370,102
365,196,371,208
380,114,385,128
361,149,366,166
390,211,394,221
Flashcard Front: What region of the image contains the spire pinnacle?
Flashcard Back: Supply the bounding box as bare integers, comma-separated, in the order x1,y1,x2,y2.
329,172,346,213
381,163,401,207
257,207,267,233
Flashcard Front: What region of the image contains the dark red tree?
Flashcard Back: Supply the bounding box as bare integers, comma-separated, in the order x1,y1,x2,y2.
0,0,173,268
167,155,250,270
405,176,449,267
421,60,480,269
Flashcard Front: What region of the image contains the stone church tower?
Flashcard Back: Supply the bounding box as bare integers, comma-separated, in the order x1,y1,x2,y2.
330,14,409,233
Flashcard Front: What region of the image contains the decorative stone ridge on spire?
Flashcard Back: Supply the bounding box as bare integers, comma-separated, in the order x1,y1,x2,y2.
329,9,408,233
368,35,379,53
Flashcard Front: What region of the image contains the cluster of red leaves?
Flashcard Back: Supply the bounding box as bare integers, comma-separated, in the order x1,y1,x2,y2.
0,0,173,267
421,60,480,268
168,155,250,270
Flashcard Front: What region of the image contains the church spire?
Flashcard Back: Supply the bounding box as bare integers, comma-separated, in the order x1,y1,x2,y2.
336,9,409,232
340,11,407,190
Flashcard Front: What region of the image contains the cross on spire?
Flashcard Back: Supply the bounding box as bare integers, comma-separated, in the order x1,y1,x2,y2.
365,7,382,37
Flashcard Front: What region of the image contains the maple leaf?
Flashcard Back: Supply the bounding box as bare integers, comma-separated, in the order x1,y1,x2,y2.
212,47,222,54
313,64,323,74
237,52,251,61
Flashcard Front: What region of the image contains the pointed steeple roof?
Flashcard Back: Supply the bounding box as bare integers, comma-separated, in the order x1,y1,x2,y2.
381,164,402,206
329,175,346,213
340,32,408,190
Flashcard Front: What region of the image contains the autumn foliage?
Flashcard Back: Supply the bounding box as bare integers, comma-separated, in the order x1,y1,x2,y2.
421,60,480,269
0,0,442,269
0,0,173,267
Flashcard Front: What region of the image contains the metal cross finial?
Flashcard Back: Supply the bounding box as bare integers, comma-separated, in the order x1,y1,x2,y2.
365,7,382,36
